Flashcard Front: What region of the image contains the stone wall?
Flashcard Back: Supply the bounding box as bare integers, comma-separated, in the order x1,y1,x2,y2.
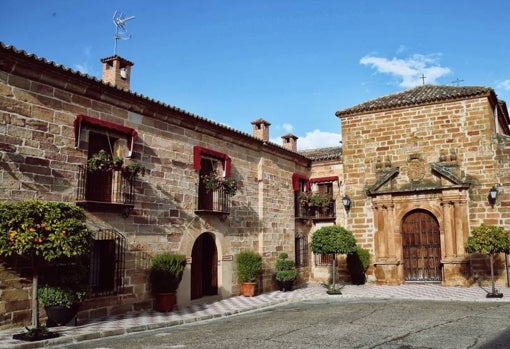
340,96,509,285
0,48,310,328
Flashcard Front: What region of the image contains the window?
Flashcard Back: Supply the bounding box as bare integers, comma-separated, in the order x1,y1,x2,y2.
194,146,232,213
295,233,309,267
315,253,335,266
75,115,138,213
292,173,309,218
89,229,125,296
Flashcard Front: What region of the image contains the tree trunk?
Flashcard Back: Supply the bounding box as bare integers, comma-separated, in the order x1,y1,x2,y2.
31,258,40,328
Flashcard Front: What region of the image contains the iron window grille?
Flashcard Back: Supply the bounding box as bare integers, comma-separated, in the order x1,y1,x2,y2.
89,229,126,296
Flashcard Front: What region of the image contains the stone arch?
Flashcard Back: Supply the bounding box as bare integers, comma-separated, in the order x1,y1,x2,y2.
190,232,218,300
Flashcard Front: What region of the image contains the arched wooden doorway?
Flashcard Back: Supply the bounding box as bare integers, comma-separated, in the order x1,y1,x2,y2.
191,233,218,300
402,209,442,282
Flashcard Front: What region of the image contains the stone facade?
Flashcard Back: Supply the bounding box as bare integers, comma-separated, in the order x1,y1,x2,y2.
1,43,509,329
336,86,510,286
0,45,311,328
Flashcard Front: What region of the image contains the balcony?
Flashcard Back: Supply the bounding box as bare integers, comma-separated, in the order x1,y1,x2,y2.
76,165,135,217
196,186,231,215
295,200,336,221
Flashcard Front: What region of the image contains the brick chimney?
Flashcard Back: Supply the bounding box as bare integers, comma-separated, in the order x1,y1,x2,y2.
251,118,271,142
281,134,298,152
101,55,134,91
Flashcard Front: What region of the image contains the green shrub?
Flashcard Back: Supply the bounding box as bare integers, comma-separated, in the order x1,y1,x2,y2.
236,250,263,283
347,247,370,285
275,253,298,282
38,285,86,308
310,226,357,255
149,253,187,293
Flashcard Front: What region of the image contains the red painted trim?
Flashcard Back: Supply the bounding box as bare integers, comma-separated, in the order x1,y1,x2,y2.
309,176,339,184
74,115,138,150
292,173,309,191
193,146,231,176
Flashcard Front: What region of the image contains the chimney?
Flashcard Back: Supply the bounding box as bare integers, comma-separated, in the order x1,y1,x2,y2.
251,118,271,142
281,134,298,152
101,55,134,91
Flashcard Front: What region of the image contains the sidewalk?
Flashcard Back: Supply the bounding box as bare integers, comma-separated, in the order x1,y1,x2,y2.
2,283,509,349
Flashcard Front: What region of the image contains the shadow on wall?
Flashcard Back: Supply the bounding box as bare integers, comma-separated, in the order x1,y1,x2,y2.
462,253,508,287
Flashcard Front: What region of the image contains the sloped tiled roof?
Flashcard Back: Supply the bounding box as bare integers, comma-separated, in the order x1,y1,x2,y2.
0,42,312,160
336,85,493,117
299,146,342,161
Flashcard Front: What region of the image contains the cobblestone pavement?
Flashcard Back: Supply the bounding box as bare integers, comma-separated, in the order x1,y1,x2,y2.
2,283,509,349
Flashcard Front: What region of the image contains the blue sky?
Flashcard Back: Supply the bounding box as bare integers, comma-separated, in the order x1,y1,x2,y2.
2,1,510,150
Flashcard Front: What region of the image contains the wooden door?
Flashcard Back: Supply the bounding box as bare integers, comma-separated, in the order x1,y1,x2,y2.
191,233,218,299
402,210,441,282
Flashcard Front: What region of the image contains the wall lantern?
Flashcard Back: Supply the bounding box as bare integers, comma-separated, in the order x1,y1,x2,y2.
488,186,498,205
342,195,351,212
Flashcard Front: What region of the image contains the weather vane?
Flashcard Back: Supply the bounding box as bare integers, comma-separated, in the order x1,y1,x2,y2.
113,10,135,55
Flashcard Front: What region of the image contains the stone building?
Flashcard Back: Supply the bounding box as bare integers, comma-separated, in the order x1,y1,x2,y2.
0,42,509,328
336,85,510,286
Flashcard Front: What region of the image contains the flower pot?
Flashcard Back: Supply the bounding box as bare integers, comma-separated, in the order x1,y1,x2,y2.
153,292,176,312
241,282,257,297
44,304,78,326
277,280,294,292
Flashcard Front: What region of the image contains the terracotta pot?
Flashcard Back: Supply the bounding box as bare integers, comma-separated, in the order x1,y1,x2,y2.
241,282,257,297
153,292,176,312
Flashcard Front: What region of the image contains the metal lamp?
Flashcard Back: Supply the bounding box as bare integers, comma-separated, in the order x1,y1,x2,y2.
342,195,351,211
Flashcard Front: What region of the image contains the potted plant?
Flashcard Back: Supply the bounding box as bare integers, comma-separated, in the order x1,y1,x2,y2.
87,149,123,172
38,285,86,326
236,250,263,297
122,161,146,178
274,253,298,291
149,252,187,312
310,226,357,295
202,172,238,196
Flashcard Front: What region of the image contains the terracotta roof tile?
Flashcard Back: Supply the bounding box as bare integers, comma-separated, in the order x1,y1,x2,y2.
299,146,342,161
336,85,493,117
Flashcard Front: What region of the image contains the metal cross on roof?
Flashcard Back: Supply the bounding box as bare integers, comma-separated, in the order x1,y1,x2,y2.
451,78,464,86
420,74,427,85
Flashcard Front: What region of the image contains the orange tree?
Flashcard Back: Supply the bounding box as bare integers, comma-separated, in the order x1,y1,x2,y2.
466,224,510,297
0,201,92,328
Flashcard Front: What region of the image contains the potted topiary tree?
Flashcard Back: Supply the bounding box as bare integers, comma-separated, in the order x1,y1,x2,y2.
466,224,510,298
236,250,263,297
347,246,370,285
274,253,298,291
310,226,357,294
149,252,187,312
0,201,92,341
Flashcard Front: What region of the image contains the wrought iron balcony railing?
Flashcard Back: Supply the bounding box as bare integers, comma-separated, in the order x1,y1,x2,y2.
76,166,135,216
196,186,231,214
295,200,336,220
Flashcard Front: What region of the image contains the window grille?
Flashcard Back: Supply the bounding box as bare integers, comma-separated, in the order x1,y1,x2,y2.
89,229,126,296
315,253,335,266
295,233,309,267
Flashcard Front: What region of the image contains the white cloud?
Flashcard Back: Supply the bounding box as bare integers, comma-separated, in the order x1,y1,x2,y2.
74,63,90,74
282,123,294,133
360,53,451,88
270,129,340,151
74,46,93,75
497,80,510,90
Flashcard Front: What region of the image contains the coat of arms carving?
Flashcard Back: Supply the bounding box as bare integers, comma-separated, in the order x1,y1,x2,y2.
408,157,426,182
